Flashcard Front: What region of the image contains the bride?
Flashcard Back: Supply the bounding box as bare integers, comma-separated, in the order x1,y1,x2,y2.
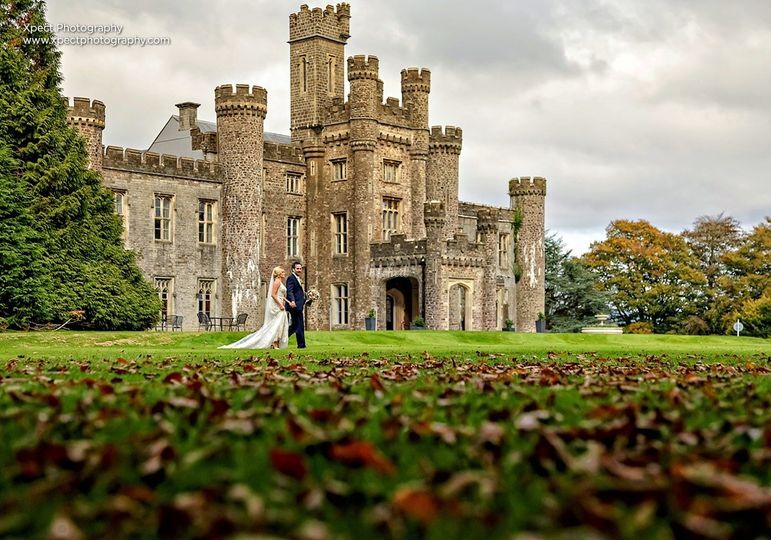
220,267,289,349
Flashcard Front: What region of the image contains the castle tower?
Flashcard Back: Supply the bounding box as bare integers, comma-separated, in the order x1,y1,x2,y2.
427,126,462,240
401,68,431,239
509,177,546,332
288,3,350,143
215,84,267,327
477,207,500,331
65,97,105,170
348,54,380,327
424,201,449,330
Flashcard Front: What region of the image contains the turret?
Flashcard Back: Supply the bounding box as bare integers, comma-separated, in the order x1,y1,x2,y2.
65,97,105,170
509,176,546,333
215,84,268,327
402,68,431,238
348,55,381,120
423,201,448,330
289,3,350,142
347,54,380,328
427,126,462,240
477,207,500,331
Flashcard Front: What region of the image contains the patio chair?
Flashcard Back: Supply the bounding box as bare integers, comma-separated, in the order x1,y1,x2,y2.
197,311,212,331
171,315,183,331
229,313,248,331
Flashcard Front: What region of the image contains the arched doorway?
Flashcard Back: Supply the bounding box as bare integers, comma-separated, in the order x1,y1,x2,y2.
449,283,470,330
385,277,418,330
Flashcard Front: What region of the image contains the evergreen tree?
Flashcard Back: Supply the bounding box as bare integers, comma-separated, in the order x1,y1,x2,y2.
0,0,159,329
544,233,608,332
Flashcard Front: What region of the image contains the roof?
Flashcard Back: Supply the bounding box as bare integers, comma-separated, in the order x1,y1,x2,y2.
147,115,293,159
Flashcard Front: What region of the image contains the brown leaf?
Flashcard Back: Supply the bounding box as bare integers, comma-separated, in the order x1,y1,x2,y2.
270,448,308,480
393,487,440,525
329,440,395,475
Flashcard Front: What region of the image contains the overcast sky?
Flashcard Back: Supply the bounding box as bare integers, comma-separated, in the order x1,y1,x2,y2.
49,0,771,255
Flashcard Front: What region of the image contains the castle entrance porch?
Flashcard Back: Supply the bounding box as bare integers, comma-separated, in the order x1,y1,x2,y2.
385,277,418,330
449,283,470,330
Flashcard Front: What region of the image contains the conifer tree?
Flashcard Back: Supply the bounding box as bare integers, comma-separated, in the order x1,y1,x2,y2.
0,0,159,329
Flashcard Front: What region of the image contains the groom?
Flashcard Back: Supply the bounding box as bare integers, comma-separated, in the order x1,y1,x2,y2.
285,261,306,348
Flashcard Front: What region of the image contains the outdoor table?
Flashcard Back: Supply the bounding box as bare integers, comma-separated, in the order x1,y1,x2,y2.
209,316,234,331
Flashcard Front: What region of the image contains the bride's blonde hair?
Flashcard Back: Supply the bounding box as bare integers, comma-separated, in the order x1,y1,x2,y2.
272,266,284,279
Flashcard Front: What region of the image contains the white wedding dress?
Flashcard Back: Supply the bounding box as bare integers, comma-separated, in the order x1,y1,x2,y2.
219,279,289,349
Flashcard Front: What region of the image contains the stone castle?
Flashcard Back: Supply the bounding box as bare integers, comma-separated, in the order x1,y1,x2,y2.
64,3,546,332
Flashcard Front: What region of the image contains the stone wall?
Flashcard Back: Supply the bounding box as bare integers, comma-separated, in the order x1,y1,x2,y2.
100,166,221,331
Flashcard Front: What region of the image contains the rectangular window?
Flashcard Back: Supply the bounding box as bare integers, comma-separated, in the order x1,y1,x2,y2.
382,197,400,241
498,233,511,267
333,283,349,325
113,190,128,241
300,56,308,93
198,200,215,244
154,194,172,241
383,160,401,183
327,55,336,94
286,172,302,194
155,277,173,321
333,212,348,255
287,216,301,257
198,279,214,317
332,159,347,181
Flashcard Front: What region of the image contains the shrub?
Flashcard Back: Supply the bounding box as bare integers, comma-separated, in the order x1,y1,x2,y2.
625,321,653,334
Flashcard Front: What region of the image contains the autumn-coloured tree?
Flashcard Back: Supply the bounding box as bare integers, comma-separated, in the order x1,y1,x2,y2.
583,220,705,332
681,214,744,333
721,218,771,336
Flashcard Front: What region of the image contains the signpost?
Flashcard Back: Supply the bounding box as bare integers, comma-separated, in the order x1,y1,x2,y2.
733,319,744,337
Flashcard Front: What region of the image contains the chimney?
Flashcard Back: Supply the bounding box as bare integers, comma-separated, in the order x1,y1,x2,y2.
176,102,200,130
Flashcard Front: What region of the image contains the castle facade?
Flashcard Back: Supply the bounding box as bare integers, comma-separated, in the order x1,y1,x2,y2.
65,4,546,332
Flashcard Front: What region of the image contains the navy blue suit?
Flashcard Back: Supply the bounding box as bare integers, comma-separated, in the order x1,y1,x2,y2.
285,273,306,348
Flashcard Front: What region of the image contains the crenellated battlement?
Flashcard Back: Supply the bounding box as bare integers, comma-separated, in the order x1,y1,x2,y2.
263,142,305,163
64,96,105,127
103,146,220,181
378,98,411,125
214,84,267,117
348,55,379,80
370,236,426,260
424,200,446,222
401,68,431,93
476,207,500,232
289,3,350,43
509,176,547,196
429,125,462,153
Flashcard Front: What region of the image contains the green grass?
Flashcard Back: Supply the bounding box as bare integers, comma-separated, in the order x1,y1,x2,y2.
1,330,768,363
0,331,769,539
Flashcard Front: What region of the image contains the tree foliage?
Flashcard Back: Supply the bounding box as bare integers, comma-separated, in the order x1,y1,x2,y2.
545,233,608,332
582,220,705,333
682,214,744,333
0,0,159,329
722,218,771,337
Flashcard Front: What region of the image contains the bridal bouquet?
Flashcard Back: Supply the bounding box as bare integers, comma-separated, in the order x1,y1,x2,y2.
305,288,320,306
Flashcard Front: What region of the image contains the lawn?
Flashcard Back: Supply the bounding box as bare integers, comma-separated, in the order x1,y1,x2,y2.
0,331,769,539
